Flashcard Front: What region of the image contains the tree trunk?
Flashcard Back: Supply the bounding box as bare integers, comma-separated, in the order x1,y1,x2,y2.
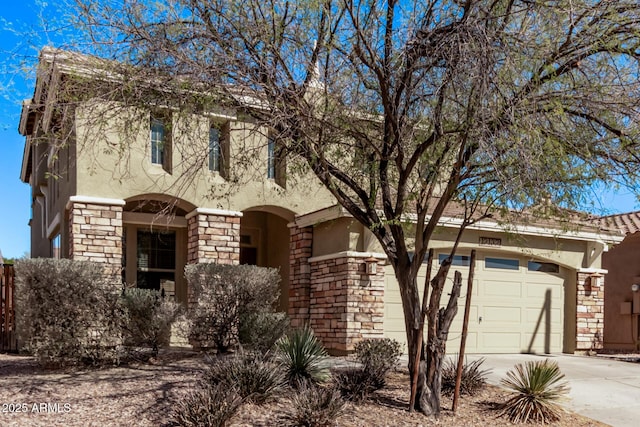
405,270,463,415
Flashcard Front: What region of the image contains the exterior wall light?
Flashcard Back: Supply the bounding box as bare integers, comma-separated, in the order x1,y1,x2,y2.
365,257,378,275
632,283,640,293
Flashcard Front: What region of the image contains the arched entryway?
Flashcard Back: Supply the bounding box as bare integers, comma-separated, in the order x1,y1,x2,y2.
240,206,295,311
122,194,196,305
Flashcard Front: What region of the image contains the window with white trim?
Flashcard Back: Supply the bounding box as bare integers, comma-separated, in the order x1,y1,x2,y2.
150,113,172,173
267,136,286,187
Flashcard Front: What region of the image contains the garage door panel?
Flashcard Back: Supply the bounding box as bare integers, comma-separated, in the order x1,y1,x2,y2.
481,332,521,351
524,307,561,324
480,306,521,324
523,332,562,353
482,281,522,298
525,283,562,298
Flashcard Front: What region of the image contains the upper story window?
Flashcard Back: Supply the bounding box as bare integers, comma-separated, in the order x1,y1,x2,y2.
267,136,286,187
150,113,172,173
209,126,221,173
267,137,276,179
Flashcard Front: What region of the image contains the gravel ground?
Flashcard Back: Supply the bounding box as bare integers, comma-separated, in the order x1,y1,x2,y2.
0,351,609,427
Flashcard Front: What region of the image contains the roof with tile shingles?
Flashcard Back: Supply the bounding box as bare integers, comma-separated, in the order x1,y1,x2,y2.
590,211,640,235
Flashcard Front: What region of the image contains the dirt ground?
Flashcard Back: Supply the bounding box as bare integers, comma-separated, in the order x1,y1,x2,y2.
0,351,609,427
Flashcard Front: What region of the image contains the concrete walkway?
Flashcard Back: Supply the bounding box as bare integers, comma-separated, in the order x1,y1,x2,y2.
465,353,640,427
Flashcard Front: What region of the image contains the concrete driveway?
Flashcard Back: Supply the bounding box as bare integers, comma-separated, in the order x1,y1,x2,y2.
466,353,640,427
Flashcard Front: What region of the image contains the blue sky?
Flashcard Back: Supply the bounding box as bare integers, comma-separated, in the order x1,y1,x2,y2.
0,1,638,259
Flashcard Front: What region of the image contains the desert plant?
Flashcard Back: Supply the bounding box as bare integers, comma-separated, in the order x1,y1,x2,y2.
239,311,290,353
185,263,281,353
282,383,346,427
119,287,182,357
171,382,242,427
332,367,379,402
204,352,284,404
499,359,570,424
276,326,330,388
14,258,122,366
441,356,490,396
353,338,402,389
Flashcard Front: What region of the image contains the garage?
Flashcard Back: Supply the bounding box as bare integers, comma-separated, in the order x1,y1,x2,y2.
383,252,567,354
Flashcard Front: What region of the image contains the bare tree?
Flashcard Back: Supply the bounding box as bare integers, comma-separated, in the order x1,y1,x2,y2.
25,0,640,415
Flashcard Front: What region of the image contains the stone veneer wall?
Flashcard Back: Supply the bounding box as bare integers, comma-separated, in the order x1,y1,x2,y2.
308,254,385,354
186,212,241,265
576,271,605,352
67,200,123,276
288,225,313,328
185,209,241,306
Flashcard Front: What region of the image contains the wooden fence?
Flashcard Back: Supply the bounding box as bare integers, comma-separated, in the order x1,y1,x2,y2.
1,264,17,352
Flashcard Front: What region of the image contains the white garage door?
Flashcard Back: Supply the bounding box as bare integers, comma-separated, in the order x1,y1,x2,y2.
383,252,565,354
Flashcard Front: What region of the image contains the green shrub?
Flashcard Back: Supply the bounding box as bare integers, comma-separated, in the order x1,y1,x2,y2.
333,367,378,402
282,384,345,427
239,311,290,353
204,352,284,404
353,338,402,389
499,359,570,423
15,259,122,366
119,288,182,357
441,356,489,396
276,326,330,388
185,263,281,353
170,382,242,427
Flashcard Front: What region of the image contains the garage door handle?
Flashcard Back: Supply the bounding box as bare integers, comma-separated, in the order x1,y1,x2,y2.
479,316,482,323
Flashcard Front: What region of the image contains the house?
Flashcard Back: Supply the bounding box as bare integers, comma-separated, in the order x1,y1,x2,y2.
19,48,624,355
592,212,640,351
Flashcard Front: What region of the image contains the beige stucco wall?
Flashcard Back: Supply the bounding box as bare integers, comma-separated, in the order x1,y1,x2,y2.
311,216,603,271
73,102,334,216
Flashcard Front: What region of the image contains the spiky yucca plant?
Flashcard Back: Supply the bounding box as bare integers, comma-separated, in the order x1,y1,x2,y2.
276,325,330,388
499,359,569,423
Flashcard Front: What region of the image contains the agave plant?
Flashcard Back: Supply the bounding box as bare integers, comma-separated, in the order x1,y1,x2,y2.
499,359,569,423
275,325,330,388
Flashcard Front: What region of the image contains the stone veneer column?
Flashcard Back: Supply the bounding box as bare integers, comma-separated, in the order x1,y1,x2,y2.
576,269,606,352
308,252,386,355
288,225,313,328
66,196,125,277
185,208,242,305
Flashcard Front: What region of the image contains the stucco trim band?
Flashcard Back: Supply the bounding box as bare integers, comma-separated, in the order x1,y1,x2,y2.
65,195,126,210
577,268,609,274
185,207,244,220
308,251,387,264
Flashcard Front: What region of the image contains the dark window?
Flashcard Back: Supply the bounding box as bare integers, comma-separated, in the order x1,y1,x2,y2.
485,257,519,270
267,137,276,179
267,136,286,187
137,230,176,270
438,254,470,266
150,118,165,165
528,261,560,273
209,126,221,172
136,230,176,292
151,114,172,173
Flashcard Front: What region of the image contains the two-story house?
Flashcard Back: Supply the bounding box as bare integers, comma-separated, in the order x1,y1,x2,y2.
20,47,624,355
